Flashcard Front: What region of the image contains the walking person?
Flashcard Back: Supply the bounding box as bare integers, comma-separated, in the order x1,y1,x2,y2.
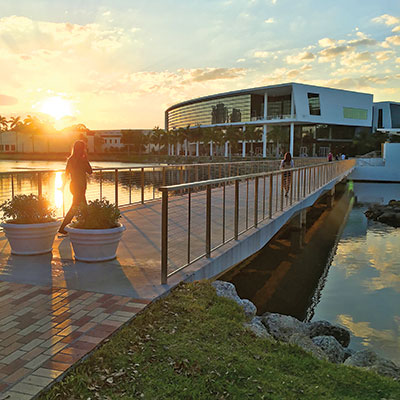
58,140,92,234
328,151,333,162
280,152,294,197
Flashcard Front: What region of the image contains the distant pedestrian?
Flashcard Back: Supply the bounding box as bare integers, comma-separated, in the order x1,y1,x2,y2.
341,153,346,160
327,151,333,162
335,154,339,161
280,152,294,197
58,140,92,234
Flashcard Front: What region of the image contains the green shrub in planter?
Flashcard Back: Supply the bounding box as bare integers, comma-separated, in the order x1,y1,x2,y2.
0,194,56,224
72,198,121,229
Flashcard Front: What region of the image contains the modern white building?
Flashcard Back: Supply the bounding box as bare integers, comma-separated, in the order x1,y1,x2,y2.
165,82,374,157
372,101,400,132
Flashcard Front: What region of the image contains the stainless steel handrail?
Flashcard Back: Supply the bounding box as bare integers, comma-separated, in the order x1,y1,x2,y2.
159,159,356,284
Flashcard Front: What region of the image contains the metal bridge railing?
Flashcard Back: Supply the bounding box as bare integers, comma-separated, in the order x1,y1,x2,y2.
159,159,356,284
0,158,325,217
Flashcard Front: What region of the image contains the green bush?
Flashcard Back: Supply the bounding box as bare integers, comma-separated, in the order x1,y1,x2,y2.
72,198,121,229
0,194,56,224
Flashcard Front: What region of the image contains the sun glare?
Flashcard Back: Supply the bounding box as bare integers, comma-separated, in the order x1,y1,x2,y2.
39,96,73,120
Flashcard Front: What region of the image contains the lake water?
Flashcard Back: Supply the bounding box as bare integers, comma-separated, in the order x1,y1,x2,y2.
223,182,400,364
0,159,152,172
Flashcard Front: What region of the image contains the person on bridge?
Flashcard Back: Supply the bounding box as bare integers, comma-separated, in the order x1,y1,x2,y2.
58,140,93,235
280,152,294,197
328,151,333,162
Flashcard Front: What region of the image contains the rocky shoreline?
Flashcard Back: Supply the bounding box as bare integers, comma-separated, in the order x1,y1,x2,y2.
212,280,400,380
365,200,400,227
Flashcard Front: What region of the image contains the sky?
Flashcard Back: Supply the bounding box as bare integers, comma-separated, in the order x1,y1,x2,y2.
0,0,399,130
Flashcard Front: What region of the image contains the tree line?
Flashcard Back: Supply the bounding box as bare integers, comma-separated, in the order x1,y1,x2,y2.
122,125,264,156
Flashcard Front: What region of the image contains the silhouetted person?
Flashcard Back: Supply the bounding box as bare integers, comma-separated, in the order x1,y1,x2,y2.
280,152,294,197
328,151,333,162
59,140,92,234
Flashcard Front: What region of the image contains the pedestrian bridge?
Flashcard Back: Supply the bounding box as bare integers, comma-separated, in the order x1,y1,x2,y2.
0,159,355,300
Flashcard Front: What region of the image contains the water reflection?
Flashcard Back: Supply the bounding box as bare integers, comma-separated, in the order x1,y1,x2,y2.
54,171,63,210
222,182,400,364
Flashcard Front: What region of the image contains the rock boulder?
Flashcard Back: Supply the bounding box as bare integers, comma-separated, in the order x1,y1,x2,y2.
308,320,351,347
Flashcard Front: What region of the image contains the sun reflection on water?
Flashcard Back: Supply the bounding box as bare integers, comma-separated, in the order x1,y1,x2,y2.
54,172,64,210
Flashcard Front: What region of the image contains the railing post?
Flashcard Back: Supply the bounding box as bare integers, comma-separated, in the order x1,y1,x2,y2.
280,171,284,211
297,169,301,200
206,185,211,257
10,173,14,198
38,172,42,197
161,189,168,284
129,168,132,204
115,169,118,206
99,170,103,199
162,167,166,186
254,176,259,228
187,188,191,265
234,180,239,239
269,174,273,219
141,167,145,204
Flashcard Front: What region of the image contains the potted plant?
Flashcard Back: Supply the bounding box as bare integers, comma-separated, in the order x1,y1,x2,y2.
0,194,61,255
65,198,126,262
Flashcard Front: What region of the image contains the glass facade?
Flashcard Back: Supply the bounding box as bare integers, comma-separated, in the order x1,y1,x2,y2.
343,107,368,120
167,94,251,130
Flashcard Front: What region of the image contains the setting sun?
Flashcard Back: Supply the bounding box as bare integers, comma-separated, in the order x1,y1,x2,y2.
39,96,74,120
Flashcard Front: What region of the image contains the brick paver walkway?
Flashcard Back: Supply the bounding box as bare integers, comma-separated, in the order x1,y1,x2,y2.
0,281,149,399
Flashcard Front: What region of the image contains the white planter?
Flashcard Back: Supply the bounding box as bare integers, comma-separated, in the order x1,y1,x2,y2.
1,220,62,255
65,224,126,262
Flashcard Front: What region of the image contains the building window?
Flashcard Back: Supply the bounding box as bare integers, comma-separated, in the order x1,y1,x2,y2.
307,93,321,115
343,107,368,120
0,145,3,151
378,109,383,128
5,145,9,151
11,145,15,151
390,104,400,128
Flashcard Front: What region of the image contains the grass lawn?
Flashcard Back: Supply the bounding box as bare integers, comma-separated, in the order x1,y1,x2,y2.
39,281,400,400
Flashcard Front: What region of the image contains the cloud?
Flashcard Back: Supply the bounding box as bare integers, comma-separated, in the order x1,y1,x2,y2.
189,67,246,82
0,15,133,55
0,94,18,105
347,38,377,47
393,26,400,33
264,18,275,24
384,35,400,46
375,50,394,62
286,51,315,64
318,38,338,48
372,14,400,26
327,76,389,90
236,58,245,62
340,51,373,67
253,51,271,58
318,45,350,62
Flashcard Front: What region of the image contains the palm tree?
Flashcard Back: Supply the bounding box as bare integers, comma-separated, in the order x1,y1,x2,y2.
0,115,9,131
151,126,164,154
224,125,241,158
23,115,41,153
191,125,203,157
169,130,180,156
160,130,170,155
9,116,23,153
244,125,262,157
177,126,189,156
212,127,227,156
202,127,215,157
